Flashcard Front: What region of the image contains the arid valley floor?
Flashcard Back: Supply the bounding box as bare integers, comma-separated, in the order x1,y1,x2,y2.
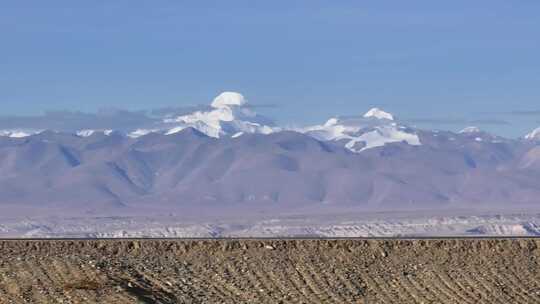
1,239,540,303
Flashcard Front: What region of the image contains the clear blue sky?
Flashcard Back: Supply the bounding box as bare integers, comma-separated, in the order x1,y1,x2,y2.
1,1,539,137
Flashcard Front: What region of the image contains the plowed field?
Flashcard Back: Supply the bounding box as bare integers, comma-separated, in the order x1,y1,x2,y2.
1,239,539,303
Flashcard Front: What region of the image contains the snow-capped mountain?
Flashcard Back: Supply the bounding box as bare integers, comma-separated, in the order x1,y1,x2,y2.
0,94,540,217
0,100,423,153
303,108,421,152
525,127,540,141
363,107,394,120
0,125,538,218
163,92,276,138
0,91,535,156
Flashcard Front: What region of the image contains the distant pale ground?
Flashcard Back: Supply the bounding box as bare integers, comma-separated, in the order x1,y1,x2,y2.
1,210,540,238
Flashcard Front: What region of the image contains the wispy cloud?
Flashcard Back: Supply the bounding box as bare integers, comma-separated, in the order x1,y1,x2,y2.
469,119,511,126
479,110,540,117
403,117,510,126
243,103,280,109
0,106,207,132
149,105,210,118
507,110,540,116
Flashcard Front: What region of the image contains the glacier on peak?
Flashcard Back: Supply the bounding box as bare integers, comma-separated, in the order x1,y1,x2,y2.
164,91,276,138
363,108,394,120
210,91,247,109
303,112,421,153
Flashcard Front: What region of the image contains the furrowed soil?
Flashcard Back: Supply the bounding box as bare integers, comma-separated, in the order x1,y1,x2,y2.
1,239,540,303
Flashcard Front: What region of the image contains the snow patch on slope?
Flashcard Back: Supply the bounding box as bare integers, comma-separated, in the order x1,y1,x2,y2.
460,126,481,134
0,130,40,138
128,129,159,138
525,127,540,141
76,129,114,137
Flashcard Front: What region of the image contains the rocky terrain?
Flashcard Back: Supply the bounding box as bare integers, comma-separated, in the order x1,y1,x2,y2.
1,238,540,303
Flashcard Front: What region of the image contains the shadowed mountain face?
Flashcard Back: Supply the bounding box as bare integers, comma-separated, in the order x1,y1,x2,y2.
0,128,539,217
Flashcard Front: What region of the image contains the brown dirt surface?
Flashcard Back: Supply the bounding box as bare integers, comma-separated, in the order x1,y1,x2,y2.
1,239,540,303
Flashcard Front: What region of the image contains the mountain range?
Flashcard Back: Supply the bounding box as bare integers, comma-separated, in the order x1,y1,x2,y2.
0,91,539,217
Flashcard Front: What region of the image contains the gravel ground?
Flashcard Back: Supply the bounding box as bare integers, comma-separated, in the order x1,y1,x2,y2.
1,239,540,303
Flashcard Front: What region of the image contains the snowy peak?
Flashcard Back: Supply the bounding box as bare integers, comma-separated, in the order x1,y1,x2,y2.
164,91,276,138
211,91,247,109
363,108,394,120
525,127,540,141
304,110,420,153
344,125,421,152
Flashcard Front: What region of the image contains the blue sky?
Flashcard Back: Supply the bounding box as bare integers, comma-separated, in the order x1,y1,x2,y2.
1,1,539,137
